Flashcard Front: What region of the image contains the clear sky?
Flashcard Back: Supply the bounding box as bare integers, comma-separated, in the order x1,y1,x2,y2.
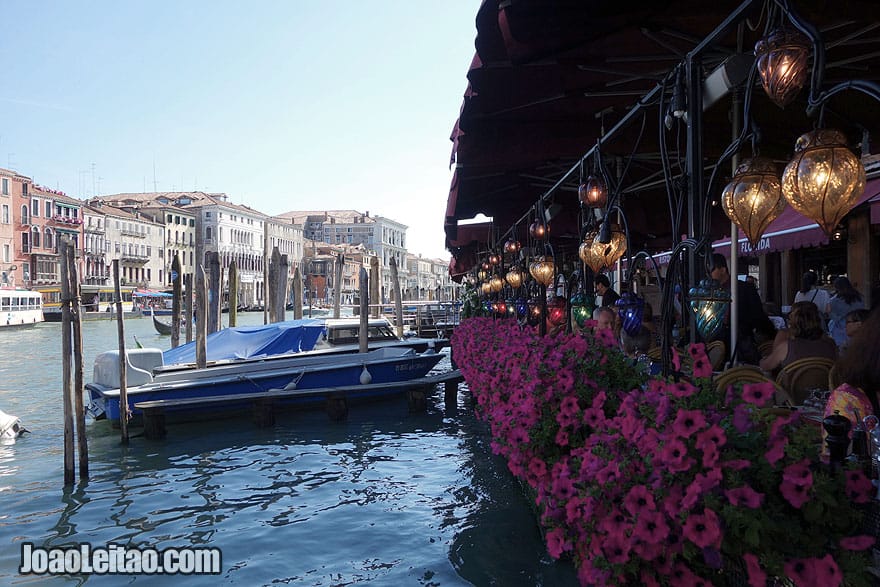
0,1,478,260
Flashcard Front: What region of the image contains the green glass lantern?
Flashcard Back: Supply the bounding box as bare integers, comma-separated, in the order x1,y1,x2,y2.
688,279,731,340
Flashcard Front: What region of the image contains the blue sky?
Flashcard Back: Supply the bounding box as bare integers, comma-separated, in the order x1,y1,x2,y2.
0,1,478,259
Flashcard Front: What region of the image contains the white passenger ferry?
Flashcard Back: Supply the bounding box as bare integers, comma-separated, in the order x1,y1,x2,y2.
0,289,44,328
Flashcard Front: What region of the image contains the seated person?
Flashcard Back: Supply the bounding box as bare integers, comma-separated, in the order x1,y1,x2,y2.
592,306,616,332
759,301,838,376
621,326,652,358
840,308,869,353
834,307,880,415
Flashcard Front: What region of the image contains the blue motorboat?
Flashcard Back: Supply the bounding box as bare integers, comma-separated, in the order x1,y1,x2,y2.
86,345,444,423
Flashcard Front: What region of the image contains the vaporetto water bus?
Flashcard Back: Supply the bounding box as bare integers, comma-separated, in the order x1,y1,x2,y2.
0,288,44,328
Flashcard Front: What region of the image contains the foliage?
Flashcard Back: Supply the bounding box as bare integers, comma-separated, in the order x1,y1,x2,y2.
460,283,489,319
452,318,875,587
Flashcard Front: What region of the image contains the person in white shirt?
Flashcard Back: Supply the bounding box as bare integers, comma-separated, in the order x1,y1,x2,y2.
793,271,830,326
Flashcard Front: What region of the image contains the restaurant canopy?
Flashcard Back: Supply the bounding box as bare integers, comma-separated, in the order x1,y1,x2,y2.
446,0,880,275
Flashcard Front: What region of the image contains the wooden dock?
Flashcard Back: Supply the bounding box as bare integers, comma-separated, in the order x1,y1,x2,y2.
134,369,464,439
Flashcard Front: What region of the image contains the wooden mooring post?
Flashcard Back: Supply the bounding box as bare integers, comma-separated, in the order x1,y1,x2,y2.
228,261,239,328
196,266,208,369
325,393,349,421
207,252,220,334
369,256,380,318
59,240,75,484
333,253,344,318
389,257,404,338
112,259,130,444
292,266,303,320
359,267,369,353
171,254,182,348
184,273,194,344
142,407,166,440
68,244,88,479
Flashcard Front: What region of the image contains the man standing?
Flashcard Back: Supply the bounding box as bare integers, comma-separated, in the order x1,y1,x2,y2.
709,253,774,364
595,274,620,308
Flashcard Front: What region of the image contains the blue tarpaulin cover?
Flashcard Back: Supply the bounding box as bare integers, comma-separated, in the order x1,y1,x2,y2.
162,319,326,365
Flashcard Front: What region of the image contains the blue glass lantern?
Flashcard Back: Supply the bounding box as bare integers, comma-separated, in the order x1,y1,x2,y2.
483,300,493,314
688,279,731,340
615,292,645,337
570,290,595,327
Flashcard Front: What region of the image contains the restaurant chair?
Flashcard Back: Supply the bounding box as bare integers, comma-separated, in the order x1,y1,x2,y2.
646,346,663,362
758,340,774,358
775,357,836,406
714,365,792,405
705,340,726,371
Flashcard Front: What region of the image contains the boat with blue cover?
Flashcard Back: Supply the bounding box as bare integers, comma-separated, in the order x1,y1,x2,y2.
86,345,445,423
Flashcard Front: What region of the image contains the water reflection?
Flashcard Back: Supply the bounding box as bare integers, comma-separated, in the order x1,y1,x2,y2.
1,322,577,585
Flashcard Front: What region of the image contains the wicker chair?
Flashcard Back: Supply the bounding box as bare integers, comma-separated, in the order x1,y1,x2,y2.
705,340,726,371
646,346,663,362
714,365,791,404
775,357,836,406
758,340,775,358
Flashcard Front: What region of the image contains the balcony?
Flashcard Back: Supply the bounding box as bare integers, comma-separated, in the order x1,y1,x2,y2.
83,247,105,258
120,228,146,238
120,252,150,263
51,215,83,227
84,223,105,234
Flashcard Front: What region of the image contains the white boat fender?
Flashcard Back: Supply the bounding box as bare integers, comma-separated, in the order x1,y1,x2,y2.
0,409,27,440
360,364,372,385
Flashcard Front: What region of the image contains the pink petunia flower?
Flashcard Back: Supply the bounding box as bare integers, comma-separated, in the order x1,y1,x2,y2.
779,477,811,509
845,469,874,504
692,356,713,378
672,409,707,437
764,435,788,465
724,486,765,508
633,509,670,544
545,527,572,559
623,485,656,516
742,382,775,407
742,553,767,587
782,459,813,488
658,438,694,473
682,509,722,549
813,554,843,587
839,535,875,550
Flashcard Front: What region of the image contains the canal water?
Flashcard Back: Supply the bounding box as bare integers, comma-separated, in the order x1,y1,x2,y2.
0,315,577,585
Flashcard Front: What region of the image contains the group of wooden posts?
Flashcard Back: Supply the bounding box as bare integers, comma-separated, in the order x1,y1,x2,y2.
57,243,426,484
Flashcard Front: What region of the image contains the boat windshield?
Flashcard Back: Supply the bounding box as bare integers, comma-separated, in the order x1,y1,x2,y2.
327,324,398,345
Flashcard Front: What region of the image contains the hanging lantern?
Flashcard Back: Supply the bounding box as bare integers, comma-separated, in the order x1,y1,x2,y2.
495,300,508,316
599,223,627,268
488,252,501,266
578,175,608,208
480,282,492,296
526,296,542,327
529,220,549,240
722,158,786,249
570,290,596,328
481,261,491,271
529,256,555,287
578,231,606,273
503,238,522,254
505,298,517,318
505,267,524,289
781,129,866,236
688,279,731,341
483,300,493,314
615,292,645,337
755,28,811,108
477,268,488,281
489,275,504,293
547,296,566,328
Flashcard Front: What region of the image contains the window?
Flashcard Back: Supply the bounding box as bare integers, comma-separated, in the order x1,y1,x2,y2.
1,178,8,195
3,244,9,263
21,205,28,225
31,198,39,217
45,201,52,217
189,219,194,227
31,227,40,248
1,204,8,224
44,229,53,251
167,214,173,223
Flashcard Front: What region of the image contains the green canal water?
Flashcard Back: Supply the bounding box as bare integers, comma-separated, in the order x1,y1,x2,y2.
0,315,577,585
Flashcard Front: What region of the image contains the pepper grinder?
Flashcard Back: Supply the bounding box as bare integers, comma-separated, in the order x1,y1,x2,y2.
823,410,851,470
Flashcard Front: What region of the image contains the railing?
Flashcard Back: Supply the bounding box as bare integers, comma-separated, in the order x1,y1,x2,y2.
84,224,105,234
51,215,83,226
120,252,150,263
120,229,146,238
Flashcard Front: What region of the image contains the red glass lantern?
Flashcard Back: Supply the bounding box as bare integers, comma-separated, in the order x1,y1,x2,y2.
755,28,811,108
503,238,521,254
578,175,608,208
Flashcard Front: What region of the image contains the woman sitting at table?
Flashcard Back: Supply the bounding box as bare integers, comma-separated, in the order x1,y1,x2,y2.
759,301,838,376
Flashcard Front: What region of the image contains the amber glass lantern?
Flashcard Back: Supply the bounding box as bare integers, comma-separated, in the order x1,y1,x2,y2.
480,282,492,296
755,28,810,108
489,275,504,293
722,158,786,248
503,238,521,254
578,232,606,273
529,256,556,287
781,129,866,236
578,175,608,208
505,267,524,289
597,223,627,268
477,268,488,281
